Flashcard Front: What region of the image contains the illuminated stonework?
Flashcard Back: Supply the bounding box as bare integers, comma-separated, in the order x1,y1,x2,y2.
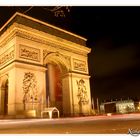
43,50,71,70
23,72,38,103
73,59,87,72
0,46,15,67
19,45,40,62
0,12,91,118
77,79,89,105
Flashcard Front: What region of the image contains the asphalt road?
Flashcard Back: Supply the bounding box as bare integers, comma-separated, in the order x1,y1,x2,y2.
0,113,140,134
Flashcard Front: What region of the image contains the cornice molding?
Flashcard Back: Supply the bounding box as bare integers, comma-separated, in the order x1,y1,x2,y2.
0,23,91,56
62,72,90,79
0,27,17,49
0,12,87,41
15,23,91,53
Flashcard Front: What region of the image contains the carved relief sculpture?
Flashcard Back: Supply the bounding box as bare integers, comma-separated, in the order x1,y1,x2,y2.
0,47,14,67
19,45,40,62
23,72,38,107
73,58,87,72
77,79,89,105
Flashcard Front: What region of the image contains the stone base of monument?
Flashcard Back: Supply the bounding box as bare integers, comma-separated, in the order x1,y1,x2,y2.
23,110,37,118
15,110,37,118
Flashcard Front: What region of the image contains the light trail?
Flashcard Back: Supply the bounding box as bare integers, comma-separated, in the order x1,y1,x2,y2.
0,113,140,125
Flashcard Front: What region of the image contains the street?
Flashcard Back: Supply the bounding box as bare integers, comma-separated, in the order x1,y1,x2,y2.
0,113,140,134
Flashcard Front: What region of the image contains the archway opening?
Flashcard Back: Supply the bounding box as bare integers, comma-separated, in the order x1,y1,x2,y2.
44,52,69,117
1,79,8,115
46,63,63,116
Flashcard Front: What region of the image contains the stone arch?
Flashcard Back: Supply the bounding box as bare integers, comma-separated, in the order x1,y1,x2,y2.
0,75,9,115
43,52,70,73
43,52,70,116
0,75,8,88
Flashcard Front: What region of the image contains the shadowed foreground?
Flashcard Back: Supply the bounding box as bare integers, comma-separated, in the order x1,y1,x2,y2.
0,114,140,134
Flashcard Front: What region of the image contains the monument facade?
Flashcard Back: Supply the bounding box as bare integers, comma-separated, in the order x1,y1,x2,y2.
0,12,91,118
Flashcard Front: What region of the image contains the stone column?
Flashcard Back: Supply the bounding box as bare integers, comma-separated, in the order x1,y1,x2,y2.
0,87,5,114
62,73,73,116
48,64,55,107
8,69,16,115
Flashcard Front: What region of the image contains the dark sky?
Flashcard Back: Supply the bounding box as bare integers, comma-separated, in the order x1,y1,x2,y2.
1,6,140,102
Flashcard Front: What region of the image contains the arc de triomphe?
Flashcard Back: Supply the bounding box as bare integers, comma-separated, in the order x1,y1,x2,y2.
0,12,91,118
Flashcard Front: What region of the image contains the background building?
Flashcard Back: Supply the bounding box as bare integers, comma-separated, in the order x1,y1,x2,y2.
100,99,139,114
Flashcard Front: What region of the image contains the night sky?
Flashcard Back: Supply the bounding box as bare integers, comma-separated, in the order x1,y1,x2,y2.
1,6,140,103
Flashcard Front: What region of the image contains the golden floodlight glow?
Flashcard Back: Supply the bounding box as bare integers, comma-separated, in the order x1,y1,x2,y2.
0,12,91,118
